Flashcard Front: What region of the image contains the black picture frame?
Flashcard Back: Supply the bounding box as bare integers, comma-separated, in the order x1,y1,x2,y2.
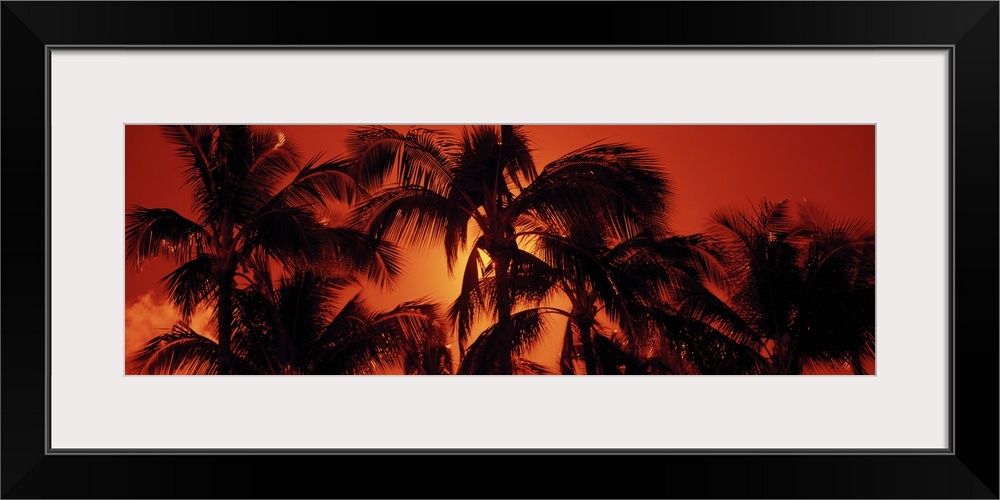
2,2,996,498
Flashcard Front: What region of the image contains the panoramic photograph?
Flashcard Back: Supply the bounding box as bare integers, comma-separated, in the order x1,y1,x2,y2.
125,124,875,375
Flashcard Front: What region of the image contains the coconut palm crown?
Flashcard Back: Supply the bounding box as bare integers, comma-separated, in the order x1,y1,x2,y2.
698,199,876,374
346,125,672,373
125,125,399,374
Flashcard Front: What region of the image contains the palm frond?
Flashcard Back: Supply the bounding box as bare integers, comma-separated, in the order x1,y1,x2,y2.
559,318,579,375
209,126,258,226
231,270,358,374
241,127,304,208
314,227,405,290
534,142,671,229
707,199,800,259
229,285,282,374
646,306,768,375
128,323,218,375
158,256,216,318
701,199,875,374
125,207,210,271
449,243,490,350
675,288,763,352
346,126,457,194
236,205,326,268
511,161,666,245
449,246,559,351
651,235,728,288
508,248,562,301
403,320,454,375
349,186,460,254
313,295,443,375
592,333,643,375
263,155,358,211
457,307,554,375
276,271,347,328
513,358,553,375
159,125,220,217
457,125,537,193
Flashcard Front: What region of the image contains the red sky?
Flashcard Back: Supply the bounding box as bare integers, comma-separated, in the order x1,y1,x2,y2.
124,125,875,373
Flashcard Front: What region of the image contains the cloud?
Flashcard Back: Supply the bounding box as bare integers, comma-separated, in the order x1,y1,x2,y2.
124,292,216,371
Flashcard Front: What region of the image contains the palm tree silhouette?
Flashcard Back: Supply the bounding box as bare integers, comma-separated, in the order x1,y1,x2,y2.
698,199,875,374
129,270,449,375
128,323,223,375
538,229,735,374
347,125,670,374
125,125,394,374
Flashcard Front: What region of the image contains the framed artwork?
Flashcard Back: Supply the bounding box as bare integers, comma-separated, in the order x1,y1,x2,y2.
2,2,996,498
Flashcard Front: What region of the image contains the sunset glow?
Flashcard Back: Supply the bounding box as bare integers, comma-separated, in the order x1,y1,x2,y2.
125,125,875,375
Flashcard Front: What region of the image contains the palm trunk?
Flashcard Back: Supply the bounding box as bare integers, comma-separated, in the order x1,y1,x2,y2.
780,342,801,374
770,334,797,374
570,295,597,375
578,316,598,375
262,296,295,374
559,321,576,375
493,250,514,375
216,270,235,375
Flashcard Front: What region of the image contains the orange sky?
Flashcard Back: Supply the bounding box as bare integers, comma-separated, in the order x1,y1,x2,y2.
124,125,875,373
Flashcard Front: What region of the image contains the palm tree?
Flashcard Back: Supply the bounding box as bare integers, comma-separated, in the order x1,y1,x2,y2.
524,217,768,375
347,125,670,374
626,296,770,375
699,199,875,374
125,125,395,374
128,270,450,375
537,229,729,374
127,323,224,375
401,312,455,375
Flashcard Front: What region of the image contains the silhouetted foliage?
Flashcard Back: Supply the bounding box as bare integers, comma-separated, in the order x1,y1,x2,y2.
129,270,450,375
126,126,398,374
348,125,671,374
127,126,875,376
692,199,876,374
